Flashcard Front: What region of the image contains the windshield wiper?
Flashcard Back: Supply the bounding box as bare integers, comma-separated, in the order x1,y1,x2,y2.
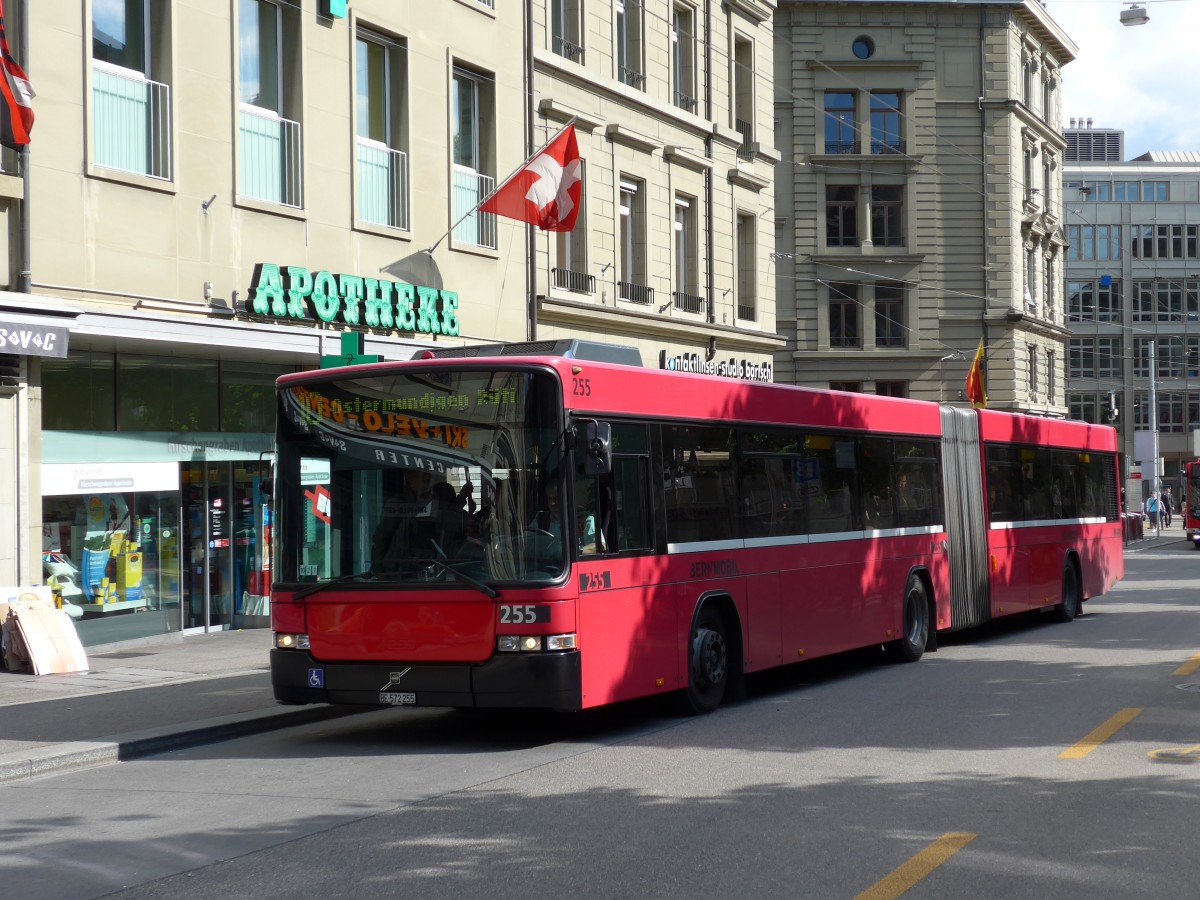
292,570,374,601
411,557,500,599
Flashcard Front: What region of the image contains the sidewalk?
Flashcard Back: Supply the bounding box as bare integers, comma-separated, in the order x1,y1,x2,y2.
0,628,361,784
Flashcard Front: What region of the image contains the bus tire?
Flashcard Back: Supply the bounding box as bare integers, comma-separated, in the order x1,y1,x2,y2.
683,607,729,715
887,577,929,663
1054,562,1081,622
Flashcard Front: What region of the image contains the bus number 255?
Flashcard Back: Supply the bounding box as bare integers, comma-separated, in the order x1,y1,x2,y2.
499,604,550,624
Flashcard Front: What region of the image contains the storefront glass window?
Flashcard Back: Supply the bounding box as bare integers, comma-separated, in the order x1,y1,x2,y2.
42,489,182,646
118,354,219,431
222,360,294,432
42,352,117,431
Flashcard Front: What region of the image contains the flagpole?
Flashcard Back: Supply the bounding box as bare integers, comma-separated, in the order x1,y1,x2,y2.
418,118,578,259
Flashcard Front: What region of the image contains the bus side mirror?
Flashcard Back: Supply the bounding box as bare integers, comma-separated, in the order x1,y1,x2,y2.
583,421,612,476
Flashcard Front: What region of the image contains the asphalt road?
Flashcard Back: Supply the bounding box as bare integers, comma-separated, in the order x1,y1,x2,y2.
3,540,1200,899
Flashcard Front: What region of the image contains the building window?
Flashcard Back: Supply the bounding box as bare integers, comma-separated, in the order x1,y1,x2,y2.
551,0,584,62
1022,53,1034,106
851,36,874,60
870,92,902,154
671,5,697,112
238,0,302,207
1143,181,1168,201
733,35,755,158
554,161,590,293
874,282,905,348
1025,248,1037,308
1047,350,1056,404
451,67,496,249
736,213,756,321
829,282,860,348
1068,338,1093,379
355,31,408,230
831,381,862,392
826,185,858,247
1082,180,1111,201
870,185,903,247
91,0,171,180
674,195,703,313
1114,180,1140,201
616,0,645,89
1098,336,1121,379
1028,344,1039,398
618,178,651,304
824,92,856,153
1069,393,1102,424
1133,281,1154,322
876,381,907,398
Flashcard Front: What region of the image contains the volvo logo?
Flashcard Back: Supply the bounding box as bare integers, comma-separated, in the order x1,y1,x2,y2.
389,668,412,682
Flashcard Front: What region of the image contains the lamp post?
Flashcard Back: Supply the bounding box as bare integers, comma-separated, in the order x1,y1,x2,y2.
1150,339,1160,496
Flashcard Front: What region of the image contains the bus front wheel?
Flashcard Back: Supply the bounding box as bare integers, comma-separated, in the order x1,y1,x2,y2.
1054,563,1081,622
683,608,729,715
887,577,929,663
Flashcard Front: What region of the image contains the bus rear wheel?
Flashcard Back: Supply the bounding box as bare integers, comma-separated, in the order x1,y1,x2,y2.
887,577,929,663
683,608,729,715
1054,562,1081,622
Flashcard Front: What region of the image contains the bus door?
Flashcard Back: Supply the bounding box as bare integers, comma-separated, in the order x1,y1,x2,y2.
939,407,990,628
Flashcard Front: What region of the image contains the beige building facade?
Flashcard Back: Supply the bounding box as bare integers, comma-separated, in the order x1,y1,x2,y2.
0,0,779,646
774,0,1075,410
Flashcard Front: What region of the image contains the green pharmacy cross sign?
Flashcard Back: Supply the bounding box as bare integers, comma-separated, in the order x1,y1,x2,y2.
321,332,382,369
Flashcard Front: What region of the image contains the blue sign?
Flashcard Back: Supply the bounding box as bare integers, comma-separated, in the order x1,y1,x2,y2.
308,668,325,688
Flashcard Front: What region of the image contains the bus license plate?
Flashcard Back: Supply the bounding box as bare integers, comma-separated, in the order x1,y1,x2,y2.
380,692,416,706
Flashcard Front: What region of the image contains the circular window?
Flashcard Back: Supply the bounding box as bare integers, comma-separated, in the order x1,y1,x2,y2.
852,36,875,60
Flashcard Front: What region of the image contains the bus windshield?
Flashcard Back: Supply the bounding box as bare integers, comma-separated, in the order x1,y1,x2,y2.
274,367,568,588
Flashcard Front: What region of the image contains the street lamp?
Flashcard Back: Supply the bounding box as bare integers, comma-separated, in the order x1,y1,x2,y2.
1150,339,1160,495
1120,3,1150,26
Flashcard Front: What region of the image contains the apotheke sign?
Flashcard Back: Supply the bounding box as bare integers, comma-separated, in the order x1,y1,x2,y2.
660,351,773,382
248,263,461,337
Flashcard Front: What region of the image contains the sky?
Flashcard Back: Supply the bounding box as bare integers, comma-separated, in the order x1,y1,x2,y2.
1046,0,1200,156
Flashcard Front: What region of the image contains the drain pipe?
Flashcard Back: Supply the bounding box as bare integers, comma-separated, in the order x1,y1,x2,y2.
704,0,715,326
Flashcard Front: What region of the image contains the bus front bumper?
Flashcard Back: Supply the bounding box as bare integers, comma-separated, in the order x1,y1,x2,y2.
270,649,582,711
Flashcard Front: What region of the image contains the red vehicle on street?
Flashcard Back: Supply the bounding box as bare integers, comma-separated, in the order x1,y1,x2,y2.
1183,461,1200,548
269,341,1124,713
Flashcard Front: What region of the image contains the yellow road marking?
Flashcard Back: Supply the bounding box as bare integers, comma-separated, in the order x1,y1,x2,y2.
1173,653,1200,677
1148,744,1200,763
855,832,977,900
1058,708,1143,759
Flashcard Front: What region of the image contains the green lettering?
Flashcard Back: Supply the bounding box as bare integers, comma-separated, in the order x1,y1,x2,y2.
338,275,364,326
417,285,441,335
439,290,460,336
395,283,417,332
363,278,394,328
311,270,340,322
249,263,286,316
285,266,312,319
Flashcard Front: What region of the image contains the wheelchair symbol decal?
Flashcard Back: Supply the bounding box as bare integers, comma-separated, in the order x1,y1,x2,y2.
308,668,324,689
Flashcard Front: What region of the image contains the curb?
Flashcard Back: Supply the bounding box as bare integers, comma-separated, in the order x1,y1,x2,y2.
0,704,375,785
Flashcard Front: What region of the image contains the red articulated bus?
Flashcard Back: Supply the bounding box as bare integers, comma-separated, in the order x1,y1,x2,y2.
1183,461,1200,548
269,340,1124,714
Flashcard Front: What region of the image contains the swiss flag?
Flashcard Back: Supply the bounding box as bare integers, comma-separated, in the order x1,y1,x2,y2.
0,0,32,150
480,124,581,232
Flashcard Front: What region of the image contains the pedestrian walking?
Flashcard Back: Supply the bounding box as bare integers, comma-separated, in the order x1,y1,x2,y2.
1162,487,1175,528
1147,492,1161,534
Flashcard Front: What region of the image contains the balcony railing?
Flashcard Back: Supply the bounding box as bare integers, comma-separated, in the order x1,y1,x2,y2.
825,140,858,154
675,92,698,113
92,62,171,180
239,105,302,208
356,138,409,230
871,139,906,155
554,38,584,62
738,304,756,322
552,268,595,294
673,290,706,314
620,66,646,89
619,281,653,305
735,117,754,159
453,166,497,249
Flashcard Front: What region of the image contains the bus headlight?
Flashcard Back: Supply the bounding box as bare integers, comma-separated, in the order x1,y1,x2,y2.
274,632,310,650
546,633,577,651
497,634,576,652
